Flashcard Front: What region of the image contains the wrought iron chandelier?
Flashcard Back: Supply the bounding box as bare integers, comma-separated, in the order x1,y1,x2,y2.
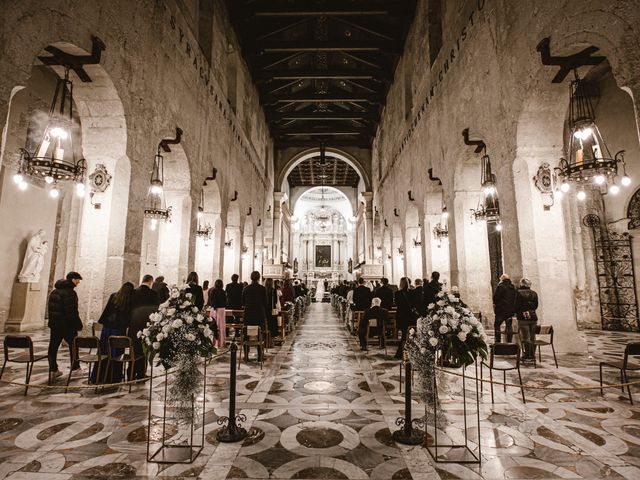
471,153,502,230
144,146,171,230
196,188,213,239
14,67,86,198
433,206,449,245
555,69,630,200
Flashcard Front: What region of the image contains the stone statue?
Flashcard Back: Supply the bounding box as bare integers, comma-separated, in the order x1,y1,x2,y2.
18,230,48,283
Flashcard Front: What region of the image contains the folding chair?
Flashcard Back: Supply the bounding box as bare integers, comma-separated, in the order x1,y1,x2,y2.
366,318,387,355
352,311,364,335
105,336,144,392
481,343,526,404
599,342,640,405
0,335,48,395
66,336,102,393
534,325,558,368
242,325,264,369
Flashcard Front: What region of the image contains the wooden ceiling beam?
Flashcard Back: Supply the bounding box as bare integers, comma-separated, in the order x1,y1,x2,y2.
255,68,390,82
273,126,374,136
263,92,383,104
267,111,378,121
246,41,400,54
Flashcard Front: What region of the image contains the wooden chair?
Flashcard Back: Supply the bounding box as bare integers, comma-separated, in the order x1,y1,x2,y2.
599,342,640,405
481,343,526,404
0,335,48,395
352,310,365,335
105,336,144,392
534,325,558,368
365,318,387,355
242,325,265,369
66,336,102,393
276,314,286,342
386,310,398,343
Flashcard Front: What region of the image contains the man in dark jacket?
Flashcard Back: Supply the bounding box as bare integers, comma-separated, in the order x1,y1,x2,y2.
353,277,372,311
376,278,394,310
242,271,268,360
358,297,388,351
411,279,426,316
226,274,244,310
423,271,442,306
515,278,539,361
47,271,83,377
492,274,517,344
132,274,159,310
151,275,169,303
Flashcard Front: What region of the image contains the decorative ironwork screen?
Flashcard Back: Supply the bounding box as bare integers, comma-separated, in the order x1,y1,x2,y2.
583,214,639,331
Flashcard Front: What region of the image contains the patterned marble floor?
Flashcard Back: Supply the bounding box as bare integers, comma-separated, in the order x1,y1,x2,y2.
0,304,639,479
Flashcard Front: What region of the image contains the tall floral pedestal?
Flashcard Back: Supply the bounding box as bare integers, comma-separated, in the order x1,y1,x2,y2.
426,358,481,465
146,359,207,464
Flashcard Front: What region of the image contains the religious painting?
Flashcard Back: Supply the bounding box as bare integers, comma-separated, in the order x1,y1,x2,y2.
315,245,331,268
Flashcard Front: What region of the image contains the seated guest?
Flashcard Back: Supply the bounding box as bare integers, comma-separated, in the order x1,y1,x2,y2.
359,298,388,351
353,277,373,311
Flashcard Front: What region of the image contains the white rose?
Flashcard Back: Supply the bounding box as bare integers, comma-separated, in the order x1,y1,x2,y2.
156,333,165,341
436,300,445,307
445,306,455,314
451,296,460,303
162,325,171,334
192,307,199,313
457,331,467,342
152,342,161,350
185,333,196,341
453,312,460,319
159,301,170,309
185,316,194,325
196,314,204,322
203,327,212,337
439,325,449,334
448,294,456,302
429,337,439,347
143,328,149,336
449,318,459,328
171,290,179,299
409,328,415,335
172,319,183,329
185,293,193,299
432,315,439,321
461,324,471,333
427,303,435,309
437,292,445,298
420,347,426,354
167,308,176,316
427,330,434,337
137,331,142,338
181,301,190,308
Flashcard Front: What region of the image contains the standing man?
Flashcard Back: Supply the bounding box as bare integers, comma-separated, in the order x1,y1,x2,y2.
514,278,539,361
151,275,169,303
423,271,442,307
242,271,268,361
376,278,394,310
130,274,159,379
226,273,244,310
47,271,83,379
412,279,426,317
132,274,159,310
353,277,373,311
492,274,517,344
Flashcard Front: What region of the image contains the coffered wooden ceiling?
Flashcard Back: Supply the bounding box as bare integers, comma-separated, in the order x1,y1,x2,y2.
287,155,360,187
227,0,417,149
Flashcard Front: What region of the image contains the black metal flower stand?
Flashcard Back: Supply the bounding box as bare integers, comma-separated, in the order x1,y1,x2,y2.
216,339,248,442
426,358,482,464
146,357,207,464
392,356,424,445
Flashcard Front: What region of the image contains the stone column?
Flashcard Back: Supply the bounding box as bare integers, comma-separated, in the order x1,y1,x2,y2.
272,192,284,263
362,192,375,263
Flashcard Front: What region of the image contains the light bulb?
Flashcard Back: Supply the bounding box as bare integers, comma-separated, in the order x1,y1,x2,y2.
197,210,203,219
573,127,593,140
621,175,631,187
577,190,586,201
13,173,23,184
560,182,570,193
76,183,86,197
594,174,605,185
49,187,60,199
150,184,163,195
45,175,54,184
483,186,495,196
18,181,28,191
150,218,158,230
442,211,449,220
609,184,620,195
50,127,68,140
495,223,503,232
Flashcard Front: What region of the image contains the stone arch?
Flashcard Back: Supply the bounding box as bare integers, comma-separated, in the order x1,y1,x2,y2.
0,42,131,328
195,177,223,284
141,142,192,286
276,147,371,192
404,203,423,280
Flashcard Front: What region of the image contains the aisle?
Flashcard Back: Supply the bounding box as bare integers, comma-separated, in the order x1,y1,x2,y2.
211,302,438,480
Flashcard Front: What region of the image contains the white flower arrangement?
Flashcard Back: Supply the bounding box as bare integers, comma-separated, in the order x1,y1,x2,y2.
139,286,217,368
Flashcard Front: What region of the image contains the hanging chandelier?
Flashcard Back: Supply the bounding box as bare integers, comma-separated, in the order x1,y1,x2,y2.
14,67,86,198
433,205,449,244
471,153,502,230
144,146,171,230
555,69,629,200
196,188,213,239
